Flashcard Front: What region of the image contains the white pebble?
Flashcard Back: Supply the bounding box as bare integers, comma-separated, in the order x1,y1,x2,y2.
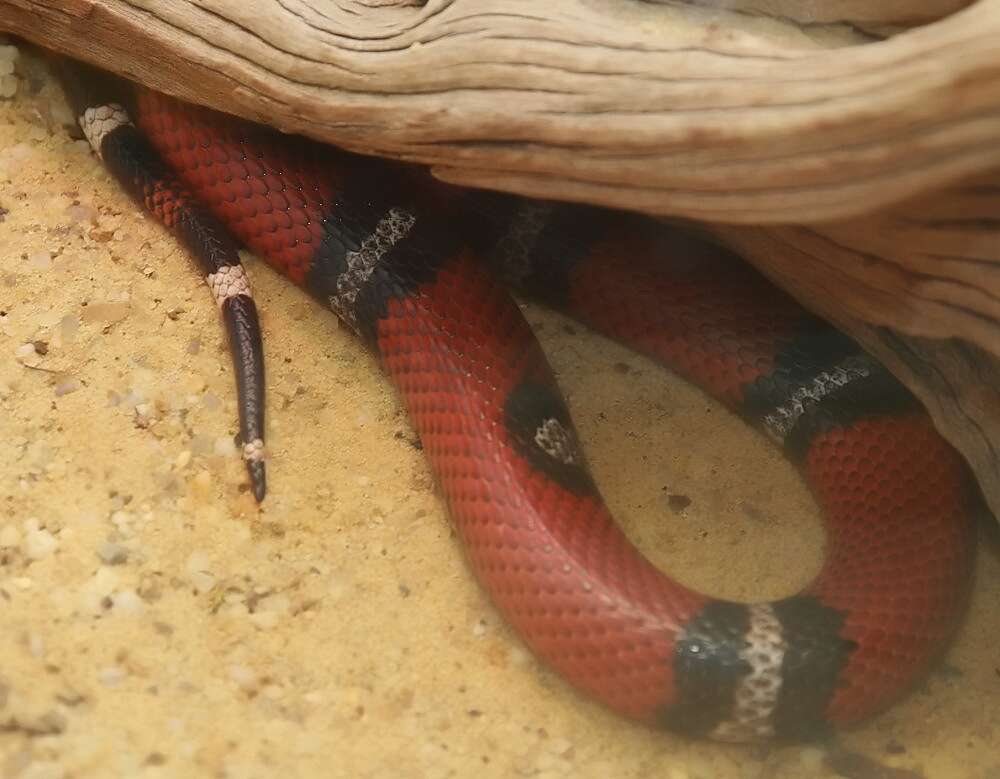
54,379,80,397
65,204,95,224
23,527,58,561
97,542,128,565
509,646,532,667
186,551,215,593
213,436,237,457
28,251,52,270
27,633,44,658
110,510,133,535
79,567,120,614
256,594,289,615
111,589,145,615
228,664,257,691
547,738,573,757
98,666,127,687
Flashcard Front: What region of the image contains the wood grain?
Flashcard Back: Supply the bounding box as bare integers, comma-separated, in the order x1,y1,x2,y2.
2,0,1000,224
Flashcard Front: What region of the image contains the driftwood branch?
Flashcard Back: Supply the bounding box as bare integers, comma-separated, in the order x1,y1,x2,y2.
1,2,998,513
669,0,973,31
2,0,1000,225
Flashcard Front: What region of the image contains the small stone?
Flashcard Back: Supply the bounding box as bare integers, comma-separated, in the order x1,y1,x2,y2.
110,510,133,535
14,342,37,361
54,379,80,397
65,204,96,224
546,738,573,757
134,403,157,428
97,542,128,565
186,550,215,593
23,527,58,561
213,436,237,457
28,251,52,270
98,666,127,686
174,450,192,470
228,664,257,692
59,315,80,344
111,589,145,615
27,633,44,658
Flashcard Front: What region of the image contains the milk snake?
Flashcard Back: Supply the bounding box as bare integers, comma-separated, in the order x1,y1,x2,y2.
54,57,976,743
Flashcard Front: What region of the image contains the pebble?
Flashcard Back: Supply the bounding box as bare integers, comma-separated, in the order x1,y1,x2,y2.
98,666,127,687
97,541,128,565
58,315,79,344
546,738,574,757
186,550,215,593
23,526,58,561
14,342,37,361
65,204,96,224
110,510,134,536
228,664,257,692
54,379,80,397
27,633,44,658
28,251,52,271
213,436,237,457
80,567,120,615
111,589,145,615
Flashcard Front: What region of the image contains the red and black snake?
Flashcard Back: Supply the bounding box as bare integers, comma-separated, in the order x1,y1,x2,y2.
53,57,977,743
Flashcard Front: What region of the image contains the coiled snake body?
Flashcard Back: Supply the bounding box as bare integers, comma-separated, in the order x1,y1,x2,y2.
56,58,976,743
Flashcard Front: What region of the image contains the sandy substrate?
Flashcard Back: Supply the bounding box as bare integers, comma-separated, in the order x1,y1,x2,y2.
1,46,998,779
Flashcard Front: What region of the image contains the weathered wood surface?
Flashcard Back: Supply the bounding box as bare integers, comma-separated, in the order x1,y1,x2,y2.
3,0,1000,225
2,1,998,514
672,0,973,30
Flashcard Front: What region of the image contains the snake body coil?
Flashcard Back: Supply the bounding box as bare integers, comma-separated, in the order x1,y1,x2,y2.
60,61,976,742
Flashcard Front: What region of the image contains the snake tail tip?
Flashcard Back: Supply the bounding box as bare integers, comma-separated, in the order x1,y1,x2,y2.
247,461,267,503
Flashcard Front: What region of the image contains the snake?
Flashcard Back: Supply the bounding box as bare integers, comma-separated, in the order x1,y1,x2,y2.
52,55,977,743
